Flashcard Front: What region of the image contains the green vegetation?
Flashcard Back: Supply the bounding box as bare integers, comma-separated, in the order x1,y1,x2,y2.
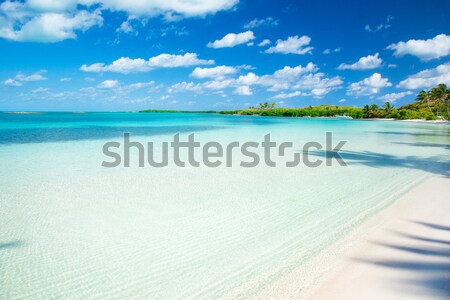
139,109,217,113
220,105,365,118
221,84,450,120
140,84,450,121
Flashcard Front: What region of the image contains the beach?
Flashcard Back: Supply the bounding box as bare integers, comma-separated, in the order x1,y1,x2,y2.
311,176,450,300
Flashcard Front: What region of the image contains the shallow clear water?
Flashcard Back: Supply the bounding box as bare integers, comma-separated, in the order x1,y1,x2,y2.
0,112,449,299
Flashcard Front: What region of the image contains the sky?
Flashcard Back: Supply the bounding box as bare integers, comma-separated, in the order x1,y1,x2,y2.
0,0,449,111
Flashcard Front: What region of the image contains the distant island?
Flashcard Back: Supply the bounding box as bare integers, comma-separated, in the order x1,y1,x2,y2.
140,84,449,121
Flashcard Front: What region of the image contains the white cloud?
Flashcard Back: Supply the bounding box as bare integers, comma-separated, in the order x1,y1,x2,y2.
161,25,189,37
387,34,450,61
207,31,255,48
116,16,139,35
0,5,103,42
4,78,22,86
323,47,341,54
168,62,342,98
233,85,252,96
191,66,237,79
0,0,237,43
378,91,413,102
272,63,318,80
122,80,155,90
4,70,47,86
60,77,71,82
97,80,119,88
258,39,271,47
243,17,278,29
272,91,302,99
265,35,313,55
338,53,382,70
365,16,394,33
149,53,213,67
347,73,392,96
97,0,238,18
32,87,50,93
14,70,47,81
338,99,346,103
290,73,343,96
26,0,79,12
397,62,450,89
81,53,214,74
168,81,202,93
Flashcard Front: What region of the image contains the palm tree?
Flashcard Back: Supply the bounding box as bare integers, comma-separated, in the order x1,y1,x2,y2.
363,105,370,118
446,86,450,119
416,90,433,114
383,101,394,112
259,102,269,110
431,84,448,120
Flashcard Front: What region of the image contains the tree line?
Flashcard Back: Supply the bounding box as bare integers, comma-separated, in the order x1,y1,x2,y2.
220,84,450,120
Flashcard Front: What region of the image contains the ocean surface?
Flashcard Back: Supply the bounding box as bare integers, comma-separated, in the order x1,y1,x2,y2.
0,112,449,299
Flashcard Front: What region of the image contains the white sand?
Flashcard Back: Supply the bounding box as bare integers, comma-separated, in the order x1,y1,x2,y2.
311,176,450,300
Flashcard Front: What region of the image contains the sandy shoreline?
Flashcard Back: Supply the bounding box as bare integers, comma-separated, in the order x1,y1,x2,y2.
310,176,450,300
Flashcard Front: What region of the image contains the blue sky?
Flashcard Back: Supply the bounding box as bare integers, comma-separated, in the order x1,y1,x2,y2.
0,0,449,111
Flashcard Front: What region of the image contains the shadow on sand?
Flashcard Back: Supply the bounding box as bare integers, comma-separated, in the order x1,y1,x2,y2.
356,221,450,297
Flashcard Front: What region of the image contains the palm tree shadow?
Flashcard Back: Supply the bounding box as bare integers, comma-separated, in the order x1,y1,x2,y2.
373,131,450,138
354,221,450,297
411,221,450,231
0,240,24,250
393,142,450,150
305,149,450,178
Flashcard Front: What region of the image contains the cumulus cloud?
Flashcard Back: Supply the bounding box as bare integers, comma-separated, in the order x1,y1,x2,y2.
243,17,278,29
207,31,255,48
347,73,392,96
4,78,22,86
81,53,214,74
338,53,383,70
0,0,237,43
97,0,238,18
258,39,271,47
272,91,302,99
97,80,119,88
265,35,313,55
4,70,47,86
116,16,139,35
387,34,450,61
168,81,202,93
191,66,237,79
397,62,450,89
14,70,47,81
0,2,103,42
378,91,413,102
233,85,252,96
169,62,342,98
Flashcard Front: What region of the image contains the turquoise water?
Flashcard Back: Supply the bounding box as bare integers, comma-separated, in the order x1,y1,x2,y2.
0,112,449,299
